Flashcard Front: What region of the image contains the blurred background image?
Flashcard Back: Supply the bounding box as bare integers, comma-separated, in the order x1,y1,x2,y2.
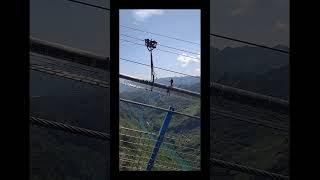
30,0,289,179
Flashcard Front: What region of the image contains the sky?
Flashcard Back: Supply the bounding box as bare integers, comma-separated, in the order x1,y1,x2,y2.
211,0,289,49
30,0,289,62
119,9,200,79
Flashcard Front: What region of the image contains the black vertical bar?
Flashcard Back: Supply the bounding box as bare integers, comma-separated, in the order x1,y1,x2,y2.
110,0,120,179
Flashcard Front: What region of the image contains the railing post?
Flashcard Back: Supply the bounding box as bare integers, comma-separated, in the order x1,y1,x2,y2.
146,106,174,171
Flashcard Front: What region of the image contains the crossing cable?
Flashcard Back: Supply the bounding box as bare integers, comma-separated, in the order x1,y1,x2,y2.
211,33,289,54
66,0,110,11
30,37,289,110
120,127,200,151
211,108,288,132
120,25,200,45
120,126,178,141
120,145,199,165
121,26,288,54
29,116,288,179
120,98,200,119
30,63,200,119
120,57,200,78
30,36,109,71
120,81,198,102
120,77,287,131
30,63,109,88
121,156,182,171
120,153,199,170
120,34,200,55
30,63,287,131
120,26,289,54
214,97,289,124
61,1,289,54
30,116,111,140
120,39,200,60
120,74,200,98
120,139,200,161
121,157,181,171
120,132,200,152
212,107,288,131
210,158,289,180
30,53,106,79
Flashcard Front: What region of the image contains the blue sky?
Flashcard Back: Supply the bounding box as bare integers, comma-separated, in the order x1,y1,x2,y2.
120,9,200,80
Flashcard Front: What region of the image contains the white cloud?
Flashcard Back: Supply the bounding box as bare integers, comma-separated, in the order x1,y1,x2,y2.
176,53,200,67
132,10,164,22
194,68,200,76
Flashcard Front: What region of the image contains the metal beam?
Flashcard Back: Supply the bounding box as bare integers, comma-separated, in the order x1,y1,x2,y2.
120,98,200,119
119,74,200,98
30,36,109,70
30,37,289,111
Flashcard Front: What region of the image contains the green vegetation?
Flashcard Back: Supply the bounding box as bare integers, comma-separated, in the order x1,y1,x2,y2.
119,84,201,171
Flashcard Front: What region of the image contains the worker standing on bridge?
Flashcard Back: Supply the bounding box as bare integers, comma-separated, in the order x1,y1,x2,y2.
167,78,173,96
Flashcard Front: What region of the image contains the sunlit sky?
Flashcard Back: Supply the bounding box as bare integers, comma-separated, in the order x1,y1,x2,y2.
120,9,200,80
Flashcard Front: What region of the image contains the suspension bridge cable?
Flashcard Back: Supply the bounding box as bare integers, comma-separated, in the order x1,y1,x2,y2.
157,48,200,60
211,33,289,54
121,76,287,132
120,39,200,60
120,33,200,55
66,0,110,11
30,37,289,108
210,158,289,180
120,145,199,165
211,82,289,107
120,81,199,104
119,145,199,164
31,59,199,103
121,156,181,171
30,53,105,77
33,52,287,118
59,1,289,54
120,138,200,160
211,108,288,132
30,64,109,88
214,97,288,123
120,153,199,170
30,36,109,71
120,25,200,45
30,63,287,131
121,25,289,54
30,116,111,140
119,74,200,98
120,126,181,141
158,44,200,56
120,25,289,54
120,57,200,78
29,116,288,178
121,133,200,152
120,98,200,119
213,105,289,130
120,150,195,170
